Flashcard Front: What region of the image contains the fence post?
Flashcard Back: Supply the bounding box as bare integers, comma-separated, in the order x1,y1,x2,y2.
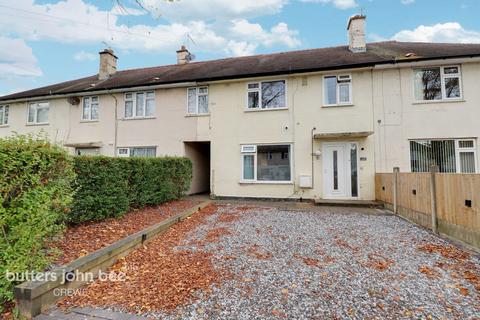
430,165,439,234
393,167,400,214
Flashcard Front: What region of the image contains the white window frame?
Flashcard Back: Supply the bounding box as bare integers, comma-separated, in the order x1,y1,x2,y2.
323,74,353,107
27,101,49,125
413,65,463,102
409,138,477,173
81,96,99,121
117,147,157,157
124,91,155,119
246,80,287,110
455,139,477,173
187,87,209,115
240,144,293,183
0,105,9,126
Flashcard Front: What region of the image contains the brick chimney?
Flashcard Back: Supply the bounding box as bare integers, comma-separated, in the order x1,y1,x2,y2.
347,15,366,53
176,45,190,64
98,49,117,80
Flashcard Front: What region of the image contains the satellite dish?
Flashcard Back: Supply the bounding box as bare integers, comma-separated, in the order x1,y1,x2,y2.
185,52,195,62
67,97,80,105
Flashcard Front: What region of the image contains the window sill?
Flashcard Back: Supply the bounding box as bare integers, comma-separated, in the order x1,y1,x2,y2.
26,122,49,126
244,107,288,113
80,120,99,123
185,113,210,117
322,103,354,108
0,124,9,128
239,180,293,185
122,116,156,121
412,99,465,105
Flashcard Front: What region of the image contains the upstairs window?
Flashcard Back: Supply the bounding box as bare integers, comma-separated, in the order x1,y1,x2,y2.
247,80,286,110
125,91,155,118
414,66,462,101
323,75,352,106
82,96,99,121
28,102,49,124
0,105,9,125
187,87,209,114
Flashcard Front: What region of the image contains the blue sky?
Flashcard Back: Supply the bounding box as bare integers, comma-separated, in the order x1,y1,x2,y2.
0,0,479,96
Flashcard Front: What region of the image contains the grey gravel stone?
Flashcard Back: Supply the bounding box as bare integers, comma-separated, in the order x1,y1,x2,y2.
151,203,480,319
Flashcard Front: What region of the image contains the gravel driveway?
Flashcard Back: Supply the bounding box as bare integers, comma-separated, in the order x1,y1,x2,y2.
60,202,480,319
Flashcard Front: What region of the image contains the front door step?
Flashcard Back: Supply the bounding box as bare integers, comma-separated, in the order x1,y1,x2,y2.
314,199,383,208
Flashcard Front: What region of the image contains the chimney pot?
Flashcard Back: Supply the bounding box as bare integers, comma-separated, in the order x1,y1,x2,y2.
347,15,366,53
98,49,117,80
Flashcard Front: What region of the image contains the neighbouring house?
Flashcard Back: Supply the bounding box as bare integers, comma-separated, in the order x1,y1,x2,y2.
1,15,479,200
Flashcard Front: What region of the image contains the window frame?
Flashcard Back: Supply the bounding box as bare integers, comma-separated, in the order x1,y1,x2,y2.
0,105,9,126
409,138,477,173
186,86,209,115
245,79,288,111
81,96,99,121
116,146,157,158
240,143,293,184
322,74,353,107
124,91,155,119
27,101,49,125
413,65,463,102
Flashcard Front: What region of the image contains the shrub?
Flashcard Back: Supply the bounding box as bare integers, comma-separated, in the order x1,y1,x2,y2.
70,157,192,223
0,135,75,306
70,157,130,223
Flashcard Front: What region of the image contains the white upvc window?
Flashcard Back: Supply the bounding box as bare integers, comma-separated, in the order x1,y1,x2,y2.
414,65,462,101
410,138,476,173
0,105,9,125
323,74,352,106
117,147,156,157
124,91,155,118
247,80,286,110
187,87,209,115
27,102,49,124
241,144,292,182
82,96,99,121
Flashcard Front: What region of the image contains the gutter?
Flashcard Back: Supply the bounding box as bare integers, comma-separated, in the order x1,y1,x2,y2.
0,81,197,104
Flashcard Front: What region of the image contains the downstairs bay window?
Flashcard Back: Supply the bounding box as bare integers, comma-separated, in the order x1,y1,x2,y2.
410,139,476,173
241,144,292,182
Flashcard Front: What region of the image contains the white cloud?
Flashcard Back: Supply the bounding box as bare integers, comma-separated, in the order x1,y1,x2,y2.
140,0,288,21
401,0,415,4
0,0,301,57
73,51,96,61
300,0,358,9
0,37,42,77
230,19,300,49
393,22,480,43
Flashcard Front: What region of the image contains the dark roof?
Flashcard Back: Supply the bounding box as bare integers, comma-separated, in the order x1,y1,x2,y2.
2,41,480,102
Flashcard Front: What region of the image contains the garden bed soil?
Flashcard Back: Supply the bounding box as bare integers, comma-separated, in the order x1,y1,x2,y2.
52,199,202,266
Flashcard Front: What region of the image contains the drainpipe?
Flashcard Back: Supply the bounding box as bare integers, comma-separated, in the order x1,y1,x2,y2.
311,127,316,189
107,90,118,157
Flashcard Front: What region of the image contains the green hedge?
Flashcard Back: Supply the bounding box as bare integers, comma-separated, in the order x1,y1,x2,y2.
0,135,75,306
70,156,192,223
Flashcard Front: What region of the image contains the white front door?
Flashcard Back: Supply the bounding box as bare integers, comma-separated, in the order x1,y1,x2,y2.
322,142,358,199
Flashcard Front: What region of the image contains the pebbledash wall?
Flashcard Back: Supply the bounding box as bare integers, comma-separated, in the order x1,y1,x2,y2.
2,59,480,200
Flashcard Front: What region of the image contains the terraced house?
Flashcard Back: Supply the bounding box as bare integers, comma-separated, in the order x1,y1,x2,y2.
1,15,480,201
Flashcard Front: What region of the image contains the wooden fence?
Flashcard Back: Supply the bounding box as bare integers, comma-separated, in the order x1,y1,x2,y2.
376,168,480,249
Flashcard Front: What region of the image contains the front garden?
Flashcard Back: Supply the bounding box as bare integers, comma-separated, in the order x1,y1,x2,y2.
0,135,193,317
